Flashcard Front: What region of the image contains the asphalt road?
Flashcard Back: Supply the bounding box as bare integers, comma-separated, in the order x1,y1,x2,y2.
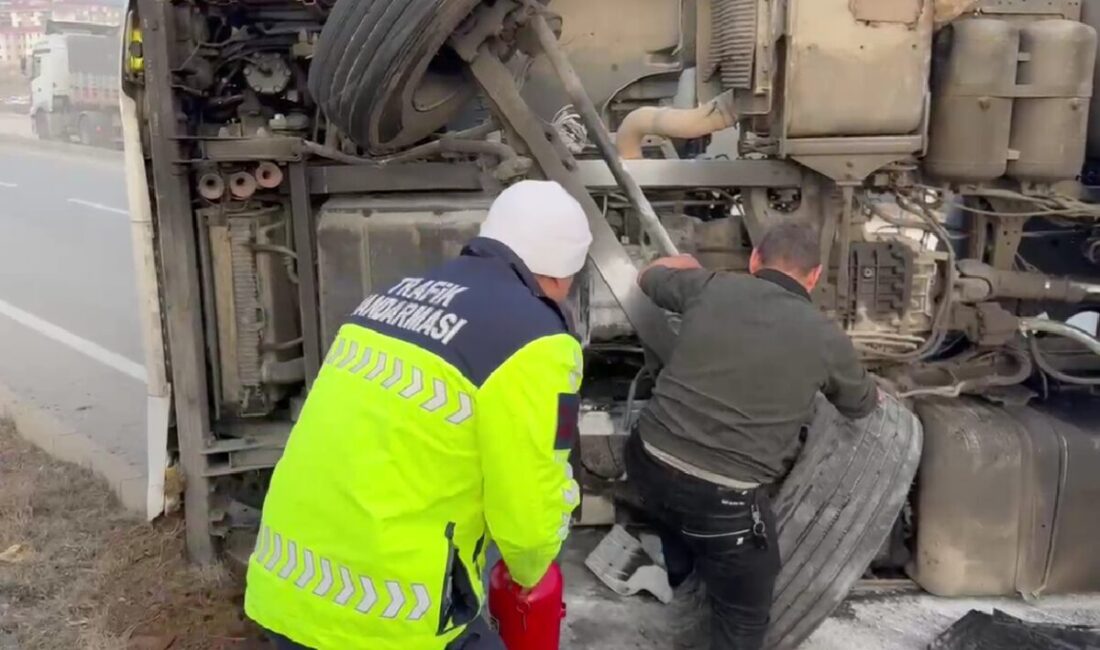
0,142,147,489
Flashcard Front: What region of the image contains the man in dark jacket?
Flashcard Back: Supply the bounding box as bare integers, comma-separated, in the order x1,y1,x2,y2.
626,219,879,650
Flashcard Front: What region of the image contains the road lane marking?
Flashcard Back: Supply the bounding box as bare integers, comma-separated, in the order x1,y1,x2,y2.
68,198,129,216
0,181,17,188
0,297,147,383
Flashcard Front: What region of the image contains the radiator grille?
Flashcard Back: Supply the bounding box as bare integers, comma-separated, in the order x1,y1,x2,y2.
711,0,758,90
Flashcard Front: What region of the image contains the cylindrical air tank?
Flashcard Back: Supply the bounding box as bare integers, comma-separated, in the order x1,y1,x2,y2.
1083,0,1100,158
924,19,1020,182
1007,20,1098,182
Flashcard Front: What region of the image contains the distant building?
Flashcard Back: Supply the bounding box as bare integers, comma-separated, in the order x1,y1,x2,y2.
0,0,121,69
51,1,121,25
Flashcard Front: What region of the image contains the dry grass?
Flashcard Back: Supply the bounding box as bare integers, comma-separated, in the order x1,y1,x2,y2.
0,422,267,650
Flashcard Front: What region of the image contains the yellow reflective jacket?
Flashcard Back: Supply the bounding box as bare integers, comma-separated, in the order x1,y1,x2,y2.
245,238,583,650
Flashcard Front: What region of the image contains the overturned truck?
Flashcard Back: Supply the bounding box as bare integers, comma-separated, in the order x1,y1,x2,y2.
123,0,1100,646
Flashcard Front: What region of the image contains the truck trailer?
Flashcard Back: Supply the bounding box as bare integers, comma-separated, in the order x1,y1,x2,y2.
31,20,122,147
120,0,1100,647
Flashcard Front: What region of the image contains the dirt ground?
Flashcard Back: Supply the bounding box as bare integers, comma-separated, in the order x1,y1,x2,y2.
0,422,266,650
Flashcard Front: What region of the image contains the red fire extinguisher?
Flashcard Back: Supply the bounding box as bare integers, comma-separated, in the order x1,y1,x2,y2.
488,561,565,650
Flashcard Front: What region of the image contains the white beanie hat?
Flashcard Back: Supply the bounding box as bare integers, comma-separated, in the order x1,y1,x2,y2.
480,180,593,279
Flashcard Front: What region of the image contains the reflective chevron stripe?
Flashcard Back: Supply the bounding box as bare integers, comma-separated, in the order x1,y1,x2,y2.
400,367,423,399
327,344,476,426
421,379,448,412
357,576,378,614
558,512,571,541
336,341,359,369
446,393,473,425
255,529,433,622
324,338,346,365
381,581,404,619
264,533,283,571
253,525,271,563
569,348,584,392
295,549,316,589
381,358,404,389
366,352,388,380
278,541,298,580
350,347,374,374
408,584,432,621
335,566,355,606
313,558,334,597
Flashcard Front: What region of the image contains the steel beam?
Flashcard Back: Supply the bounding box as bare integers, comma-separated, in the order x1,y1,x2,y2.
308,163,485,195
289,164,323,385
530,15,679,257
465,45,677,361
575,159,802,190
137,0,215,563
306,159,802,195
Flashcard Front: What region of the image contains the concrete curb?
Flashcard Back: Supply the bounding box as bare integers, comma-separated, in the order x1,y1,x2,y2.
0,380,146,514
0,133,124,164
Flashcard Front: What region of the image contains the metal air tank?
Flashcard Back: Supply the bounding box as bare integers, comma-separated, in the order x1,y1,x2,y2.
1007,20,1098,182
1083,0,1100,158
924,19,1019,182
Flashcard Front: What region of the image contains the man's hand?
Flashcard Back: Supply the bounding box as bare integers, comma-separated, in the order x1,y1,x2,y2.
638,254,703,285
871,375,897,406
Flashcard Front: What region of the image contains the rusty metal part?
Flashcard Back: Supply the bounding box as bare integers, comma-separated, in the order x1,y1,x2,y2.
956,260,1100,303
709,0,758,90
228,171,258,199
934,0,980,26
952,302,1020,347
301,136,530,182
460,41,676,360
896,346,1032,399
973,0,1082,20
853,0,924,24
616,94,737,161
528,14,680,257
198,173,226,200
254,162,284,189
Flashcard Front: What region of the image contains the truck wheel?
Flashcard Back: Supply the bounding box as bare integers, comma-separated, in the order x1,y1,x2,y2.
765,394,923,649
309,0,482,154
34,112,51,140
78,117,93,147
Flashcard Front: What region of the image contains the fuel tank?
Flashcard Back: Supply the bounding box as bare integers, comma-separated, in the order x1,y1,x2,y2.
912,397,1100,597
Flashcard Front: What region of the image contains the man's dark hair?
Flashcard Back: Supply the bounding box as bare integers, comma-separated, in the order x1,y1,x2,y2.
755,219,822,275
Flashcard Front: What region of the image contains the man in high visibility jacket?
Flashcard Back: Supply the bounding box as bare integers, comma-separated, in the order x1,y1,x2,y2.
245,180,592,650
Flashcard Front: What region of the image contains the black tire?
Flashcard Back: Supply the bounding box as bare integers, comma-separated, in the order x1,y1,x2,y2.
309,0,481,154
33,111,51,141
765,394,923,649
78,116,93,146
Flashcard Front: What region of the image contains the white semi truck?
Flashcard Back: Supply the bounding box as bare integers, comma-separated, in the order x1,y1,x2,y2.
29,20,121,147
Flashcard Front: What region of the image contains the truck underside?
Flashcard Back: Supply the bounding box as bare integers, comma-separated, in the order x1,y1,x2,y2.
124,0,1100,647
